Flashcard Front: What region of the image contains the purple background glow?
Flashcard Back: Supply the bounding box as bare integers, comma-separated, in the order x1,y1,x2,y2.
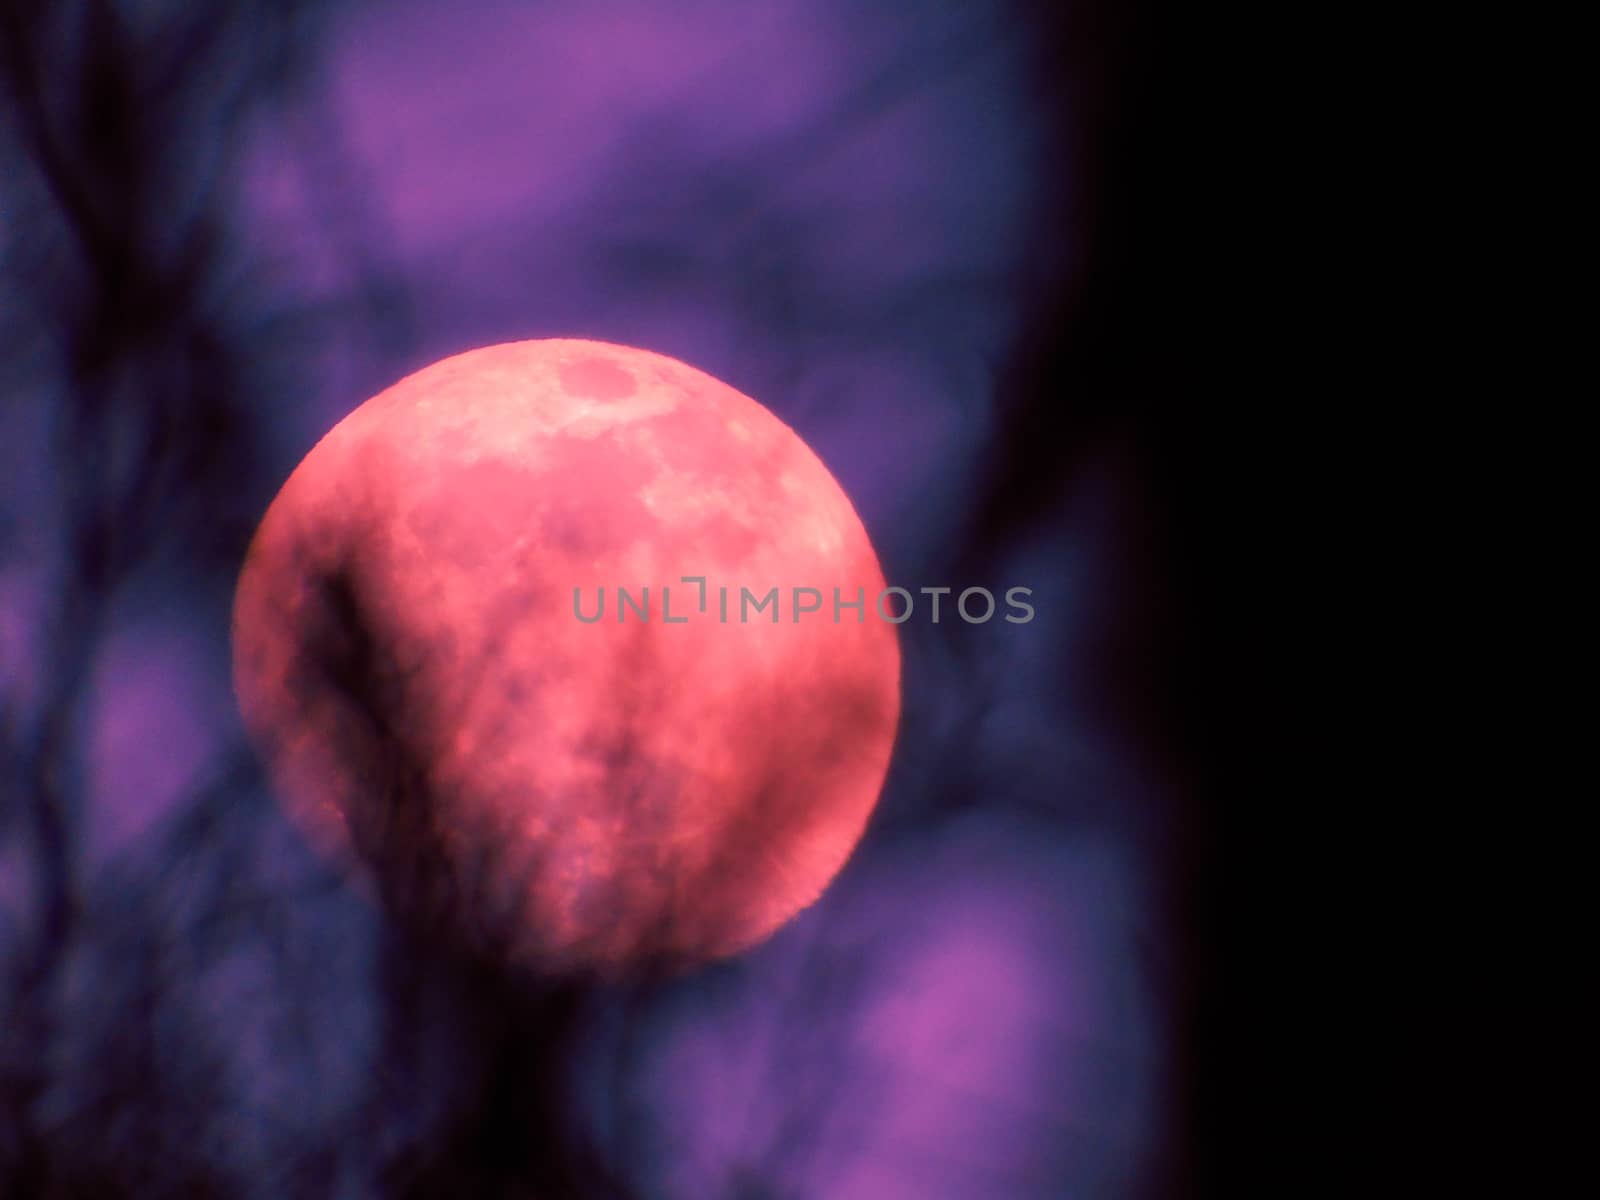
0,1,1183,1195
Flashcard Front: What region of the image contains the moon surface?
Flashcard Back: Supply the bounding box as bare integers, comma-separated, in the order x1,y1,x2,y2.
232,339,900,973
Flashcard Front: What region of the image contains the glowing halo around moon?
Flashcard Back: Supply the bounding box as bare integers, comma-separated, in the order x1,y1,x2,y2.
231,339,900,975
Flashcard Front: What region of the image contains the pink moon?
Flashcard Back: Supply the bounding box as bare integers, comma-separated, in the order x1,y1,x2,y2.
231,339,900,974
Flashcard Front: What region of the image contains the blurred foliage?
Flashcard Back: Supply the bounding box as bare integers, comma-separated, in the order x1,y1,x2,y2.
0,1,1185,1196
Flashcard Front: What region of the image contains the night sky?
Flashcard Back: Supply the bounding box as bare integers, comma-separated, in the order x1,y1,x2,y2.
1,1,1230,1196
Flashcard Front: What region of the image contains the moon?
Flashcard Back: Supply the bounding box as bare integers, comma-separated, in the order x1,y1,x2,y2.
232,339,900,974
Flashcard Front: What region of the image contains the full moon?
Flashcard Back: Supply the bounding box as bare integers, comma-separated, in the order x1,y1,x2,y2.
232,339,900,974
